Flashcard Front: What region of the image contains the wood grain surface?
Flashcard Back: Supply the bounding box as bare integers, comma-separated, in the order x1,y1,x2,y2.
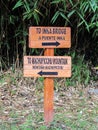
29,27,71,48
23,56,71,77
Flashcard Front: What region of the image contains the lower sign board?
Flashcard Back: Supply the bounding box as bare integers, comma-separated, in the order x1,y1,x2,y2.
24,56,71,77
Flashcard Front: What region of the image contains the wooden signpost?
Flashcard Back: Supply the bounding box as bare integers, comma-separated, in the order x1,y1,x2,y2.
23,26,71,125
29,27,71,48
24,56,71,77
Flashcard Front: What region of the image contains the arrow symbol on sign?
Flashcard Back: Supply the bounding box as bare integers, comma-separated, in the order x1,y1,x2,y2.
42,41,60,47
38,71,58,76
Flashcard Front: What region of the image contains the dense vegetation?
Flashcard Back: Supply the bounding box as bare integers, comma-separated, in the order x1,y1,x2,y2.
0,0,98,79
0,1,98,129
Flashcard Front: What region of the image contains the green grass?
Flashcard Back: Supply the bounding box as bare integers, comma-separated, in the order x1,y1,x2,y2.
0,99,98,130
0,57,98,130
0,111,98,130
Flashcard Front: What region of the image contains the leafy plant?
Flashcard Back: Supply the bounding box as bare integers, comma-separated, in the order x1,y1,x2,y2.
66,51,91,86
0,0,98,78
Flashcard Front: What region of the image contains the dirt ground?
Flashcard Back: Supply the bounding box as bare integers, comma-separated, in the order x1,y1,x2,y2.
0,70,98,128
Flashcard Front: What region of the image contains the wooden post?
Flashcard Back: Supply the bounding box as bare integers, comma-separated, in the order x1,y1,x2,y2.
24,26,71,125
44,48,54,125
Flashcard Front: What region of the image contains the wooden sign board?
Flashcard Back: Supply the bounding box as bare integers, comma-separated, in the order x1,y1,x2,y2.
24,56,71,77
29,27,71,48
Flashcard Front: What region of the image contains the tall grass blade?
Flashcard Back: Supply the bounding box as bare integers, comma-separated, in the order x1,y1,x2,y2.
51,11,60,23
12,0,23,10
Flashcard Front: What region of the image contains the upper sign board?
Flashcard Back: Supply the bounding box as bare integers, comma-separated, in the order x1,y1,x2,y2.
29,27,71,48
24,56,71,77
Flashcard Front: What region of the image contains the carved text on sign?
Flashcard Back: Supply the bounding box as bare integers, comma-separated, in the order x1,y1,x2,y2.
24,56,71,77
29,27,71,48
